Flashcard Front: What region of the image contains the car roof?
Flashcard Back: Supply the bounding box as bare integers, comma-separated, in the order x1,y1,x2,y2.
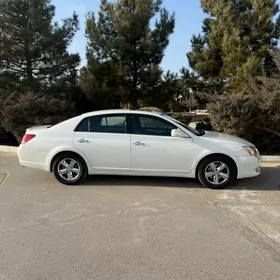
81,109,163,118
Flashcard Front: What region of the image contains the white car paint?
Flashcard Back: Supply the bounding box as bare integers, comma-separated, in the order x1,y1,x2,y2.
74,131,131,172
130,133,195,175
17,109,261,185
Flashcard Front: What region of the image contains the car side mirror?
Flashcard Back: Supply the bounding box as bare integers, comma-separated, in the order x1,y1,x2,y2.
171,129,187,138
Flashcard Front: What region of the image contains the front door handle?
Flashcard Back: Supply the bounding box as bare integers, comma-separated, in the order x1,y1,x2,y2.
78,139,90,143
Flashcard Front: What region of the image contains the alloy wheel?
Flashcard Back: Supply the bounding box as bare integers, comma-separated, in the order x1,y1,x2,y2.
204,161,230,186
57,158,81,181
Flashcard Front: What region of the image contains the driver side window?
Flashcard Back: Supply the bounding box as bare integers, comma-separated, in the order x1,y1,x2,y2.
130,114,177,136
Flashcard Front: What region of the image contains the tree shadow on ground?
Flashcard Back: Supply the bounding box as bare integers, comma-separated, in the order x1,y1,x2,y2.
82,167,280,191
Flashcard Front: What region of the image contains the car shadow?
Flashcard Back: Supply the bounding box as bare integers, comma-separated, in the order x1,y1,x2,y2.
81,167,280,191
83,175,199,189
233,166,280,191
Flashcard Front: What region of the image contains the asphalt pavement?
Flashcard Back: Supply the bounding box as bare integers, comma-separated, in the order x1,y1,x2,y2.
0,152,280,280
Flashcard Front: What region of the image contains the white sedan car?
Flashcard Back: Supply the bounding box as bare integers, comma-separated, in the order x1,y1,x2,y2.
18,109,261,189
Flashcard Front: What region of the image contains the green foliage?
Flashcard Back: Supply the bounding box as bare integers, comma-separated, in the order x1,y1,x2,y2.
0,0,81,141
0,0,80,93
80,0,175,109
188,0,280,93
165,113,193,125
158,68,200,112
207,73,280,144
195,118,213,131
1,0,279,156
0,91,75,143
139,107,163,112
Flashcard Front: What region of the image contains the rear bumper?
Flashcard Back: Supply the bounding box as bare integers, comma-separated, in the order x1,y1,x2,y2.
18,145,49,172
19,160,49,172
236,156,261,179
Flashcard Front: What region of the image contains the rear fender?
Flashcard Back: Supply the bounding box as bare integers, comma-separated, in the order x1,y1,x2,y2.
46,145,91,172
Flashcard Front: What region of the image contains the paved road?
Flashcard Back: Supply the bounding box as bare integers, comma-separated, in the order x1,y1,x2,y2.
0,153,280,280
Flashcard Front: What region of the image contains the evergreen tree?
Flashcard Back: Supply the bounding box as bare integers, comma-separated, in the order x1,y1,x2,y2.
80,0,175,108
0,0,80,93
187,0,280,93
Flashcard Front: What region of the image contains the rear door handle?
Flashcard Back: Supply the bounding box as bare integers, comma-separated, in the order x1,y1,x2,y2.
78,139,90,143
134,141,147,146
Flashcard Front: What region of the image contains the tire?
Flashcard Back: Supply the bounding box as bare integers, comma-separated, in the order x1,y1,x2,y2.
197,155,237,189
52,153,88,185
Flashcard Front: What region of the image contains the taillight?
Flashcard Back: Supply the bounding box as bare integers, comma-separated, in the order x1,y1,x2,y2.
21,134,36,144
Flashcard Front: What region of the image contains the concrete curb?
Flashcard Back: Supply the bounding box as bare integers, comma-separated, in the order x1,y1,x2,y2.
261,156,280,163
1,145,280,163
0,146,18,153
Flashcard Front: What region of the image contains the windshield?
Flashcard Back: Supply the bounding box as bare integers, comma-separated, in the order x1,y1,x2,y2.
162,114,205,136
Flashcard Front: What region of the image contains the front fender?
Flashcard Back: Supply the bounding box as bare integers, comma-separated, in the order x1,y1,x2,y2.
190,150,237,172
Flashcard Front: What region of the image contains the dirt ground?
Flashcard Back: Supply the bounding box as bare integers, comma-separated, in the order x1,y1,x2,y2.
0,152,280,280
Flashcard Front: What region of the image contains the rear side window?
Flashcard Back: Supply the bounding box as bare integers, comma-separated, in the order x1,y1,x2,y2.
91,115,126,134
100,116,125,127
75,114,127,134
75,117,89,132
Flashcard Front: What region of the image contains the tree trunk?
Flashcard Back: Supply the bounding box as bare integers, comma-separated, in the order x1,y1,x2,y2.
258,127,280,138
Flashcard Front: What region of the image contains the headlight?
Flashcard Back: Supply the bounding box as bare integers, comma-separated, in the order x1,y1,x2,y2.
243,146,260,157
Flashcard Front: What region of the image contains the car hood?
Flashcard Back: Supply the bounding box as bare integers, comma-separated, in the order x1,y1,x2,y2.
202,131,253,146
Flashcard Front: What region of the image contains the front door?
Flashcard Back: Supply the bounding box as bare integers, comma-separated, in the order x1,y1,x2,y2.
129,114,194,176
74,114,130,173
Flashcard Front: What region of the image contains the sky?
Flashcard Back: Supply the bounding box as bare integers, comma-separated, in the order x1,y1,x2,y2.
52,0,205,73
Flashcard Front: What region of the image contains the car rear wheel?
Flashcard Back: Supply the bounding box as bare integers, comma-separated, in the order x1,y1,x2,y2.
197,156,237,189
53,153,87,185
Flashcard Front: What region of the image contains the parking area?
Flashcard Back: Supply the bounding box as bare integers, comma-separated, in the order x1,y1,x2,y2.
1,152,280,280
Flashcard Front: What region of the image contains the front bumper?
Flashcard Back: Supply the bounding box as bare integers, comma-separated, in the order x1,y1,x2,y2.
236,156,261,179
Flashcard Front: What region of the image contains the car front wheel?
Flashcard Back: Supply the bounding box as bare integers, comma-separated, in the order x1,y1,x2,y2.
53,153,87,185
197,156,237,189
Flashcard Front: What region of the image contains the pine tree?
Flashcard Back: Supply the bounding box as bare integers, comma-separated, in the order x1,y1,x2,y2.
187,0,280,93
0,0,80,93
80,0,175,108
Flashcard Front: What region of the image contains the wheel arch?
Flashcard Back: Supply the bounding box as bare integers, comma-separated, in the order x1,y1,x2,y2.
195,153,238,179
50,151,89,174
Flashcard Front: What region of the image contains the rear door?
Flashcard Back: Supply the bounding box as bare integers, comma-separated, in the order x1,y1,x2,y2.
73,114,131,173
